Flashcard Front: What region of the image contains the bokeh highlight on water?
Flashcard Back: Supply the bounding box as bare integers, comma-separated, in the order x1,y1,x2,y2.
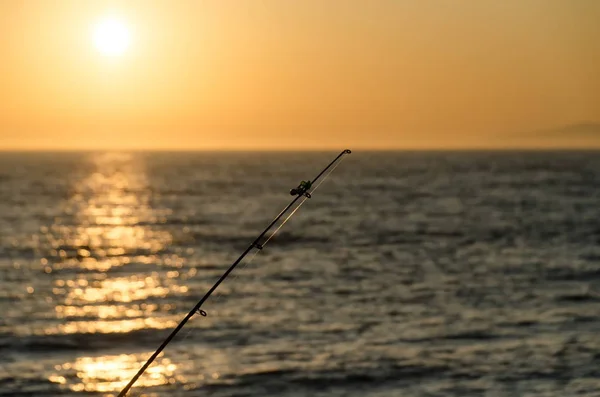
1,151,600,396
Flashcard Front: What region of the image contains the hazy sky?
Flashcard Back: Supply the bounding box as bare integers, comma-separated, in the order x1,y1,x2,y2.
1,0,599,150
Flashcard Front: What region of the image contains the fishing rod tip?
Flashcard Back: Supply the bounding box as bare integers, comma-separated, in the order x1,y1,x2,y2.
344,149,352,154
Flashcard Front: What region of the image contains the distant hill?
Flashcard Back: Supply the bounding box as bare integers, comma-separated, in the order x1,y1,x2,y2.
530,122,600,138
498,122,600,148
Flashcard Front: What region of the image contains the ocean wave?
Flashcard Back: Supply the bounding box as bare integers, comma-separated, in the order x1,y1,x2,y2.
400,329,503,343
1,328,166,353
544,268,600,281
0,376,64,397
188,365,411,394
555,292,600,303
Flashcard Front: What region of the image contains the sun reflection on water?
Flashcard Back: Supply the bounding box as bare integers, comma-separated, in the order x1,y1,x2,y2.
43,152,191,383
63,276,188,305
46,316,179,335
49,353,181,394
48,271,188,334
45,153,173,268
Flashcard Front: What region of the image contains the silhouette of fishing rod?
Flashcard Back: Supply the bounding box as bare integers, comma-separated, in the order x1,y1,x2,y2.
118,149,352,396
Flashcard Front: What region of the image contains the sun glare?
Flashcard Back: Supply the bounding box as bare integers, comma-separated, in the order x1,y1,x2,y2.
93,17,131,57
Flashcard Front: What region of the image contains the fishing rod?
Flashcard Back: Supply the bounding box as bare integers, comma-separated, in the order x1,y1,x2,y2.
118,149,352,396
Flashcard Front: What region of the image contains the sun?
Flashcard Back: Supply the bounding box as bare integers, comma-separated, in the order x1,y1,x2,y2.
93,17,131,57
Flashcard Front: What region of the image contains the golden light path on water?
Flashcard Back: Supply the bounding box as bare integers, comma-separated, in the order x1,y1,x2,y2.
44,153,195,393
49,353,180,394
49,349,231,395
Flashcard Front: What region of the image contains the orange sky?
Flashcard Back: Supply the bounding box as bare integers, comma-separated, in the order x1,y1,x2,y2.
1,1,599,150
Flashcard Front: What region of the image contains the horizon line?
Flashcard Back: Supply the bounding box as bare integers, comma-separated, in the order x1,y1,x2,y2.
2,146,600,153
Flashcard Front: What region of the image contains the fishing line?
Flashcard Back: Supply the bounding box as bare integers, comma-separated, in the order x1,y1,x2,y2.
117,149,351,396
182,152,348,329
261,153,347,247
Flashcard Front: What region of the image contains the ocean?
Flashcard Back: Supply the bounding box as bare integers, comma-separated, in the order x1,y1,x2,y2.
1,150,600,396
